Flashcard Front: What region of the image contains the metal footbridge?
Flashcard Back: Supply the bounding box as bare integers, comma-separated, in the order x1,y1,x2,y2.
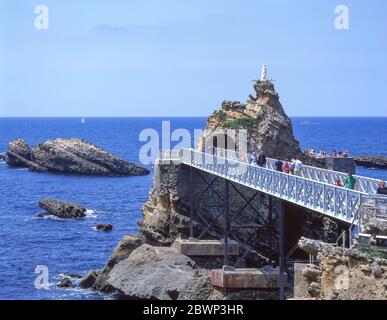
164,148,385,224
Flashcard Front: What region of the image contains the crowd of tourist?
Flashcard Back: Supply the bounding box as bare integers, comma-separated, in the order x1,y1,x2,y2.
305,148,349,159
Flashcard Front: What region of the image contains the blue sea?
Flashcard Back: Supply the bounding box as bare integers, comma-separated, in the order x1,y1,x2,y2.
0,117,386,300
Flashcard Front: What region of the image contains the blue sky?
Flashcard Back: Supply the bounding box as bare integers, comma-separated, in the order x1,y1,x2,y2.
0,0,386,117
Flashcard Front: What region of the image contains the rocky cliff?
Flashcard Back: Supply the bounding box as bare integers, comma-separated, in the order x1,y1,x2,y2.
197,80,304,160
4,138,149,176
297,238,387,300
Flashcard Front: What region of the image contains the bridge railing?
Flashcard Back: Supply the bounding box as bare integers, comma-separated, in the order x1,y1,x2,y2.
208,147,383,195
181,148,366,223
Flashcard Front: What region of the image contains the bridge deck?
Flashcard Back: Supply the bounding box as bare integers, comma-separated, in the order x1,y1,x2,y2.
173,148,382,224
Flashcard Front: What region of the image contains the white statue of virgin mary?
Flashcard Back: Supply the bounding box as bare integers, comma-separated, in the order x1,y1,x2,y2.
260,64,267,81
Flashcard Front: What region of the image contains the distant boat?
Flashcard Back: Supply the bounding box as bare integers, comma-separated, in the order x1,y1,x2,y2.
81,117,85,124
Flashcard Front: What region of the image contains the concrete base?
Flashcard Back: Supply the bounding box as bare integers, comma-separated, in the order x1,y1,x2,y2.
174,239,239,256
210,267,287,289
293,263,310,299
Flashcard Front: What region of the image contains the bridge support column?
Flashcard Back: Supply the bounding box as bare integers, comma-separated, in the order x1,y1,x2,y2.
224,179,230,266
189,167,194,238
279,201,285,300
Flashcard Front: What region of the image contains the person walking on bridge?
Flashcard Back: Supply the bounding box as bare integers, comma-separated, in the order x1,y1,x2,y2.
293,159,303,176
249,153,258,166
377,181,387,195
282,159,291,174
275,159,284,172
344,172,356,190
257,151,267,167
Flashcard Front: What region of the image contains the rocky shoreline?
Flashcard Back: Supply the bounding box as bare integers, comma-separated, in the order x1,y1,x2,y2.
3,138,149,176
354,156,387,169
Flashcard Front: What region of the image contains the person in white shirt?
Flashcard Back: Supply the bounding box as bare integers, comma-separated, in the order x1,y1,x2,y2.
294,159,303,176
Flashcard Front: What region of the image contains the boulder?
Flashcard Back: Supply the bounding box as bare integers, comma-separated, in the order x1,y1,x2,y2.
39,199,87,219
354,156,387,169
79,270,101,289
57,278,74,288
96,224,113,232
92,235,145,292
4,138,149,176
106,244,213,300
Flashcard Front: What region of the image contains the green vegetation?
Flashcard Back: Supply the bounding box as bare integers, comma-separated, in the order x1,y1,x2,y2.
356,246,387,260
223,117,256,129
217,110,227,121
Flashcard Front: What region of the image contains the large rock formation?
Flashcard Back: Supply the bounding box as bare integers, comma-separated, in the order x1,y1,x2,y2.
39,199,87,219
197,80,304,160
4,138,149,176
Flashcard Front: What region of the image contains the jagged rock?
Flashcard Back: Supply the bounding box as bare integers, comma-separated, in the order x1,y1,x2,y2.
298,238,325,256
354,156,387,169
107,244,212,300
364,217,387,237
92,235,145,293
308,282,321,298
197,80,304,160
302,267,322,283
4,138,149,176
372,263,384,279
79,270,101,289
38,199,86,219
96,224,113,232
57,278,74,288
4,139,32,167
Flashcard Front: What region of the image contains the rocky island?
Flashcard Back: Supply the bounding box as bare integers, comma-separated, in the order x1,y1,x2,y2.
4,138,149,176
38,199,87,219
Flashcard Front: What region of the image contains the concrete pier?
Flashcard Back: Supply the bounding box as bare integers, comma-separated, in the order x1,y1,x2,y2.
174,239,239,257
210,267,287,289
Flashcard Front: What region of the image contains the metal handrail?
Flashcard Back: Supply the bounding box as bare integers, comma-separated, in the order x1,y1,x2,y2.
210,147,385,194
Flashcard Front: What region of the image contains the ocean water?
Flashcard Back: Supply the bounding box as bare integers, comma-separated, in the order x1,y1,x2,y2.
0,117,386,300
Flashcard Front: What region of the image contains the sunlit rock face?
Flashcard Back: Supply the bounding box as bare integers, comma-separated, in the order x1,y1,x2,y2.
197,79,303,161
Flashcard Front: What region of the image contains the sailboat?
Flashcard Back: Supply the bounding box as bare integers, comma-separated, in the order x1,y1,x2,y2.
81,117,85,124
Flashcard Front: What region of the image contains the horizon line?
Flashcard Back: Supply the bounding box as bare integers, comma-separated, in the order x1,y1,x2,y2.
0,116,387,118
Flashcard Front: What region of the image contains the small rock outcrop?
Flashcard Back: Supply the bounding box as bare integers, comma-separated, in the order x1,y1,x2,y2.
354,156,387,169
106,244,213,300
96,224,113,232
79,270,101,289
39,199,87,219
57,278,74,288
4,138,149,176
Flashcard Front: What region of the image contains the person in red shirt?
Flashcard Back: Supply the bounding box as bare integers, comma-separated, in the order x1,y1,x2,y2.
335,178,343,187
282,160,291,174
